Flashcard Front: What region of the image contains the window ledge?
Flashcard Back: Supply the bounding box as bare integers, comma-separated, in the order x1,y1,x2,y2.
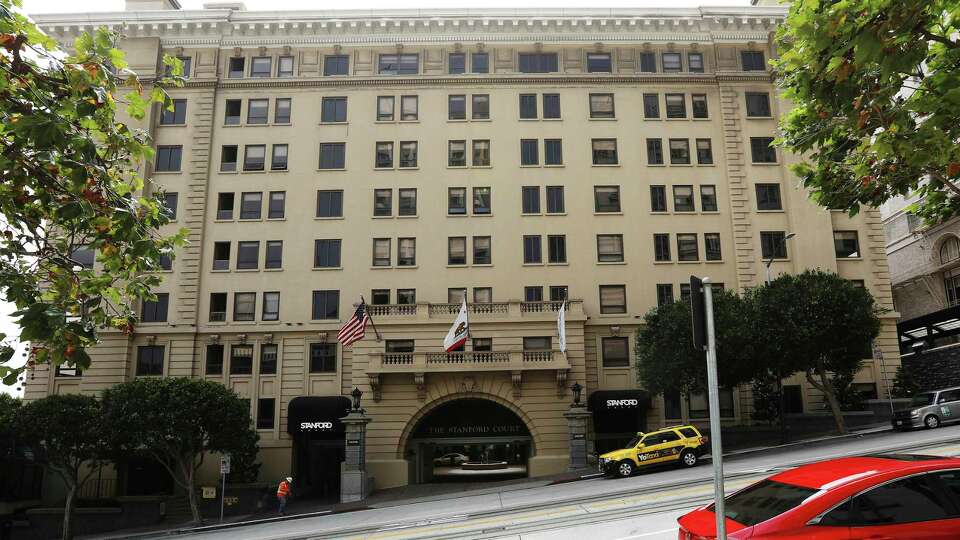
471,118,492,122
371,265,393,270
374,120,397,124
313,267,343,271
837,257,864,261
446,264,468,268
594,212,624,216
756,209,785,213
241,170,267,174
670,163,694,167
522,263,545,267
692,117,712,121
260,320,281,325
238,218,263,222
665,117,690,121
472,165,493,169
547,262,569,266
591,164,621,168
447,166,468,169
650,211,669,215
520,165,542,168
589,117,618,121
746,116,775,120
546,212,567,216
542,117,563,121
521,213,543,217
218,170,239,174
643,118,663,121
447,213,468,218
701,211,721,215
677,260,702,264
235,268,260,272
653,261,674,265
399,120,420,124
266,217,286,221
705,260,725,264
697,163,716,167
647,164,667,167
598,261,626,265
473,263,494,268
319,122,349,126
473,213,493,217
314,217,345,220
751,162,780,166
263,268,283,272
269,169,289,173
397,215,419,219
152,171,182,175
273,122,292,126
374,167,395,171
372,215,394,219
211,269,231,273
518,118,540,122
398,167,420,171
766,258,792,263
396,265,419,269
158,123,187,128
544,164,565,168
598,313,628,318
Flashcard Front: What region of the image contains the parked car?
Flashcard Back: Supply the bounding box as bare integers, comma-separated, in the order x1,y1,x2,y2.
892,385,960,430
599,425,708,478
433,453,468,466
677,454,960,539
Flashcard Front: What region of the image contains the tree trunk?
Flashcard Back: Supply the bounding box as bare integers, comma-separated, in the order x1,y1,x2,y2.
183,459,201,524
62,482,77,540
806,367,848,435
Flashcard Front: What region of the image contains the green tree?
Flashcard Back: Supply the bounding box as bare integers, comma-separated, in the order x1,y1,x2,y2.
891,364,923,397
101,378,260,523
14,394,107,540
0,393,20,456
753,271,882,434
0,0,187,385
775,0,960,224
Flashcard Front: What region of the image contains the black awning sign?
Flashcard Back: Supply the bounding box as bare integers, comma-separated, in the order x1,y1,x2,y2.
299,421,334,431
606,398,639,408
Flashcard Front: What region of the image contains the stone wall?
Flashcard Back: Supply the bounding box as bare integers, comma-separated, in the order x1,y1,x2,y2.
900,346,960,391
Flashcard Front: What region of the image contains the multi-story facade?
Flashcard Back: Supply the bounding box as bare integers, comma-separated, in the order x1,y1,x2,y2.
26,0,902,497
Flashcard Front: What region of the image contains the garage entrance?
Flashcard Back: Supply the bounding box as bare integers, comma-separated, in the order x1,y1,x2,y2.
406,398,532,483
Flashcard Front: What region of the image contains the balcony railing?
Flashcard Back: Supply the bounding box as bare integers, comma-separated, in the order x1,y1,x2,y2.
370,349,568,373
362,299,582,322
368,304,417,317
426,351,510,364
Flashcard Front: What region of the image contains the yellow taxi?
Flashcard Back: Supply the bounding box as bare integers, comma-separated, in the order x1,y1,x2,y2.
598,425,708,478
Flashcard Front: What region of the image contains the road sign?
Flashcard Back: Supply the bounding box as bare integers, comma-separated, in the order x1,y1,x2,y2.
219,454,231,475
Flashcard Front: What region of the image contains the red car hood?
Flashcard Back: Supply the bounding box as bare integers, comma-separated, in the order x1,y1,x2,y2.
678,508,752,539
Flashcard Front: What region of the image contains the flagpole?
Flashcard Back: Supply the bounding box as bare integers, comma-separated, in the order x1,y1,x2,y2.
464,297,471,341
361,296,382,342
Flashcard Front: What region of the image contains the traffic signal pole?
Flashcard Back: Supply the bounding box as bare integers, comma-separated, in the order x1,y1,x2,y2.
702,278,726,540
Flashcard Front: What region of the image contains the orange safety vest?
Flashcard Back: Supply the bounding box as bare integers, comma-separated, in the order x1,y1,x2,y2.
277,480,291,497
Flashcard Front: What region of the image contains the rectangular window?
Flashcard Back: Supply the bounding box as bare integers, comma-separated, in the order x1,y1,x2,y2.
602,337,629,367
161,192,178,220
371,289,390,305
309,343,337,372
377,96,395,121
398,188,417,216
523,337,551,351
321,97,347,123
372,238,391,267
230,344,254,375
71,247,94,269
158,252,172,271
448,288,467,304
160,99,187,125
546,186,565,213
544,139,563,165
523,235,542,264
746,92,772,117
678,285,690,303
136,345,164,376
240,192,262,219
741,50,766,71
265,241,283,269
756,184,783,210
592,139,618,165
599,285,627,314
228,57,245,78
640,52,657,72
236,241,259,269
522,186,540,214
669,138,691,165
473,187,491,215
473,337,493,351
209,293,227,322
311,290,340,320
688,52,704,73
472,52,489,73
760,231,789,259
448,140,467,167
448,95,466,120
691,94,708,118
518,52,558,73
268,191,285,219
277,55,294,77
174,56,191,78
525,286,543,302
155,145,182,172
587,53,612,73
597,234,624,263
589,93,615,119
543,94,561,119
673,186,695,212
665,93,686,118
520,139,539,166
233,292,256,321
316,190,343,218
677,233,699,261
397,289,416,305
705,233,722,261
473,236,492,265
398,237,416,266
213,241,230,270
375,141,394,168
324,55,349,76
275,98,291,123
519,94,538,119
656,284,674,307
654,233,671,262
141,293,169,323
472,140,490,166
448,187,467,215
750,137,777,163
448,53,466,74
247,98,269,124
701,185,718,212
262,292,280,321
378,53,419,75
643,93,660,119
650,185,667,212
319,143,346,169
260,343,278,374
696,139,714,165
314,239,342,268
250,56,271,77
448,237,467,265
594,185,621,213
220,145,238,172
548,235,567,264
647,138,664,165
399,141,418,168
256,398,275,429
243,145,266,171
662,52,682,72
550,286,568,302
472,94,490,120
834,231,861,258
205,344,223,375
401,95,418,121
224,99,241,125
270,144,288,171
385,339,414,352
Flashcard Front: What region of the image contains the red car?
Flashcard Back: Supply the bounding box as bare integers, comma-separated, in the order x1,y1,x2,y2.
678,454,960,539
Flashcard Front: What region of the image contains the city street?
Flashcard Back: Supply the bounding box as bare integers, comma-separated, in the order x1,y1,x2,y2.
173,425,960,540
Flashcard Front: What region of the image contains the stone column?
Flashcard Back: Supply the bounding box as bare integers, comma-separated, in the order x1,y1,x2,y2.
340,411,372,503
563,406,592,472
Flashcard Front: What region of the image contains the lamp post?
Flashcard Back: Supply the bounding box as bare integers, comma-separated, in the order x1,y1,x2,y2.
350,387,363,412
570,382,583,406
765,232,795,445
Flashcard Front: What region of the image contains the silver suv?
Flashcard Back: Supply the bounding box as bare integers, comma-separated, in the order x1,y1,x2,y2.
892,386,960,430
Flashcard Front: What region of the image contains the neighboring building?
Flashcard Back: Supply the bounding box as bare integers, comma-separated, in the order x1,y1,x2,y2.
26,0,901,498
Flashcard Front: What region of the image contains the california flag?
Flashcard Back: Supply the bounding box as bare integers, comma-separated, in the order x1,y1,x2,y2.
557,300,567,353
443,299,470,352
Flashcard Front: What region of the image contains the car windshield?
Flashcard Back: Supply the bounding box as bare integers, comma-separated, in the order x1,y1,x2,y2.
911,393,936,407
717,480,819,526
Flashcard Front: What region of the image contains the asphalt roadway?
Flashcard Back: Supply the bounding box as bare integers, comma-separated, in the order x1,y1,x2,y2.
171,424,960,540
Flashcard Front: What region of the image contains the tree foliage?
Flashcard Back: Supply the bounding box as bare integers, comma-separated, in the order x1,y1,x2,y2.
101,378,260,523
0,392,20,455
775,0,960,224
0,0,187,386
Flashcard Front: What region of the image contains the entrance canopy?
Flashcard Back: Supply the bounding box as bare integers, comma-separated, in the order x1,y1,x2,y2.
588,390,650,434
411,398,530,439
287,396,351,437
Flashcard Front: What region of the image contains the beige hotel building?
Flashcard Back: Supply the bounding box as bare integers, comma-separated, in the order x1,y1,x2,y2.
25,0,902,497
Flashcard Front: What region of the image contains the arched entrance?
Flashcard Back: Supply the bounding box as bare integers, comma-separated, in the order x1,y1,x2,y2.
405,398,533,483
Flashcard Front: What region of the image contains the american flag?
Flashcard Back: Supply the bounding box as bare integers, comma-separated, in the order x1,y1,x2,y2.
337,302,369,347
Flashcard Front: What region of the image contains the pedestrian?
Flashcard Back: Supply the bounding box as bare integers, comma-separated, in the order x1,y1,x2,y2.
277,476,293,515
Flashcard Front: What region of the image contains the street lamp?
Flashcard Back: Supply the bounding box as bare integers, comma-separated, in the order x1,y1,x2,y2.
765,232,796,286
570,382,583,406
764,232,795,444
350,387,363,412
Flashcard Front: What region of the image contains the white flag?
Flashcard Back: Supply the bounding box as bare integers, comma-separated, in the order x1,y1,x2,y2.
557,301,567,353
443,299,470,352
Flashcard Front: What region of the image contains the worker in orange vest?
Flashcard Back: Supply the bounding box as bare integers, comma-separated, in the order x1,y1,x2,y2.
277,476,293,515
